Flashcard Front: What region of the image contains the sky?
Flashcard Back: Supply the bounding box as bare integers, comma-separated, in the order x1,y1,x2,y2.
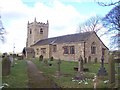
0,0,115,53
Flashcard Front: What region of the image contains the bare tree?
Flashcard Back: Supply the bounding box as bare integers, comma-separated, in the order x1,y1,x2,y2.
78,15,102,33
102,5,120,49
96,0,120,6
0,15,5,43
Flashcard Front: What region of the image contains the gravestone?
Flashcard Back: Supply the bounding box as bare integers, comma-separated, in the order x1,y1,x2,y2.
2,56,11,76
108,53,115,87
78,55,83,72
97,51,108,76
114,56,120,88
93,75,98,89
9,54,14,67
74,55,85,80
56,59,61,77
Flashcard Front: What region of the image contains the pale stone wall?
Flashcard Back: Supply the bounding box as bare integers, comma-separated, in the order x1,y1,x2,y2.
26,20,49,47
32,45,50,59
26,51,35,59
85,33,109,63
50,42,83,62
32,42,84,62
31,32,109,63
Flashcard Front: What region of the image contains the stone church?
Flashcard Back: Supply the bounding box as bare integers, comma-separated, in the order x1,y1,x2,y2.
23,18,109,63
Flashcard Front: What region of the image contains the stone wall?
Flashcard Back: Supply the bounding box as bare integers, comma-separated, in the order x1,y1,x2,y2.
32,33,109,63
32,45,50,59
85,32,109,63
26,19,49,47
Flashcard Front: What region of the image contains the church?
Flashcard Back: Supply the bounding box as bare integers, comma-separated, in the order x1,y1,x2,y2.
23,18,109,63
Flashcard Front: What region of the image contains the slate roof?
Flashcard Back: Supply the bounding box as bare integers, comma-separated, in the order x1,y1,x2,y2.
32,31,94,46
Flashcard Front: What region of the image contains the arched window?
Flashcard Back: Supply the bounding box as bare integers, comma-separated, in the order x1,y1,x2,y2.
30,29,32,34
91,42,96,54
40,28,43,34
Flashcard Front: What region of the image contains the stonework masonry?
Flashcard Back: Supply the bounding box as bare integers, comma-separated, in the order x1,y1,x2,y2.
25,19,109,63
26,18,49,47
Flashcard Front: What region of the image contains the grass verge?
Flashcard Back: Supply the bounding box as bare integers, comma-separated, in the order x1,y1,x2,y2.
2,60,28,88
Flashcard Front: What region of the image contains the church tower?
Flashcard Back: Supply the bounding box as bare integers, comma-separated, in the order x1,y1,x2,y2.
26,18,49,47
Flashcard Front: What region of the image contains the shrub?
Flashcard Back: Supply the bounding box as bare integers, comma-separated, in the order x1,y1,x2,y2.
50,57,54,61
44,59,48,65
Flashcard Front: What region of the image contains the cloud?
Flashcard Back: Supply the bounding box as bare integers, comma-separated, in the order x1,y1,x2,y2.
0,0,94,53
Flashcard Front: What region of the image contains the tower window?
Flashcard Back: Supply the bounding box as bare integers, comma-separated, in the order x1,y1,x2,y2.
30,29,32,34
40,28,43,34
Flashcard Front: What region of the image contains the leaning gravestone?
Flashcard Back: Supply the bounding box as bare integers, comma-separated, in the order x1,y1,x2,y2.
2,56,11,76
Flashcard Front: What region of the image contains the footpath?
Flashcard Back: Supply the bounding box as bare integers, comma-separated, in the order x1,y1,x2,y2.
26,60,59,88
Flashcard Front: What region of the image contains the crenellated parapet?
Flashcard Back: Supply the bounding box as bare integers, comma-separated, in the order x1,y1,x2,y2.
26,18,49,47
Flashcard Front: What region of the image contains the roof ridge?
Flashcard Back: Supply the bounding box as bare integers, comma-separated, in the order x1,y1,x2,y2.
32,31,94,46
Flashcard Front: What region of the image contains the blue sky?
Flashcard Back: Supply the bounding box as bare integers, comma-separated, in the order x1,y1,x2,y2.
0,0,115,53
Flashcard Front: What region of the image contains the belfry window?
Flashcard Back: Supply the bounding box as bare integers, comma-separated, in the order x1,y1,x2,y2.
91,42,96,54
30,29,32,34
40,28,43,34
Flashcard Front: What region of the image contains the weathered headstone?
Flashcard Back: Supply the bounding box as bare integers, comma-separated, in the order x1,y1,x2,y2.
2,56,11,76
93,75,98,89
9,54,14,67
108,53,115,87
114,55,120,88
56,59,61,77
78,55,83,72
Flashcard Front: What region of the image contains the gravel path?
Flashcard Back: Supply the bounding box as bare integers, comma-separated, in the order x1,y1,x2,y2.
26,60,59,88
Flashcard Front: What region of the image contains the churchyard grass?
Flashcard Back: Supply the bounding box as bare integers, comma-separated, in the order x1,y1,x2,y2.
2,60,28,88
32,58,109,88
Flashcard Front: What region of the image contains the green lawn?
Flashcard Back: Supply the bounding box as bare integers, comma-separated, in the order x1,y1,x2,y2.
1,58,118,88
32,59,110,88
2,60,28,88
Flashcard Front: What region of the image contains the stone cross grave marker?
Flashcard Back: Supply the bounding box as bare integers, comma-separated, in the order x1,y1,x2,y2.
78,55,83,72
97,49,108,76
74,55,85,80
